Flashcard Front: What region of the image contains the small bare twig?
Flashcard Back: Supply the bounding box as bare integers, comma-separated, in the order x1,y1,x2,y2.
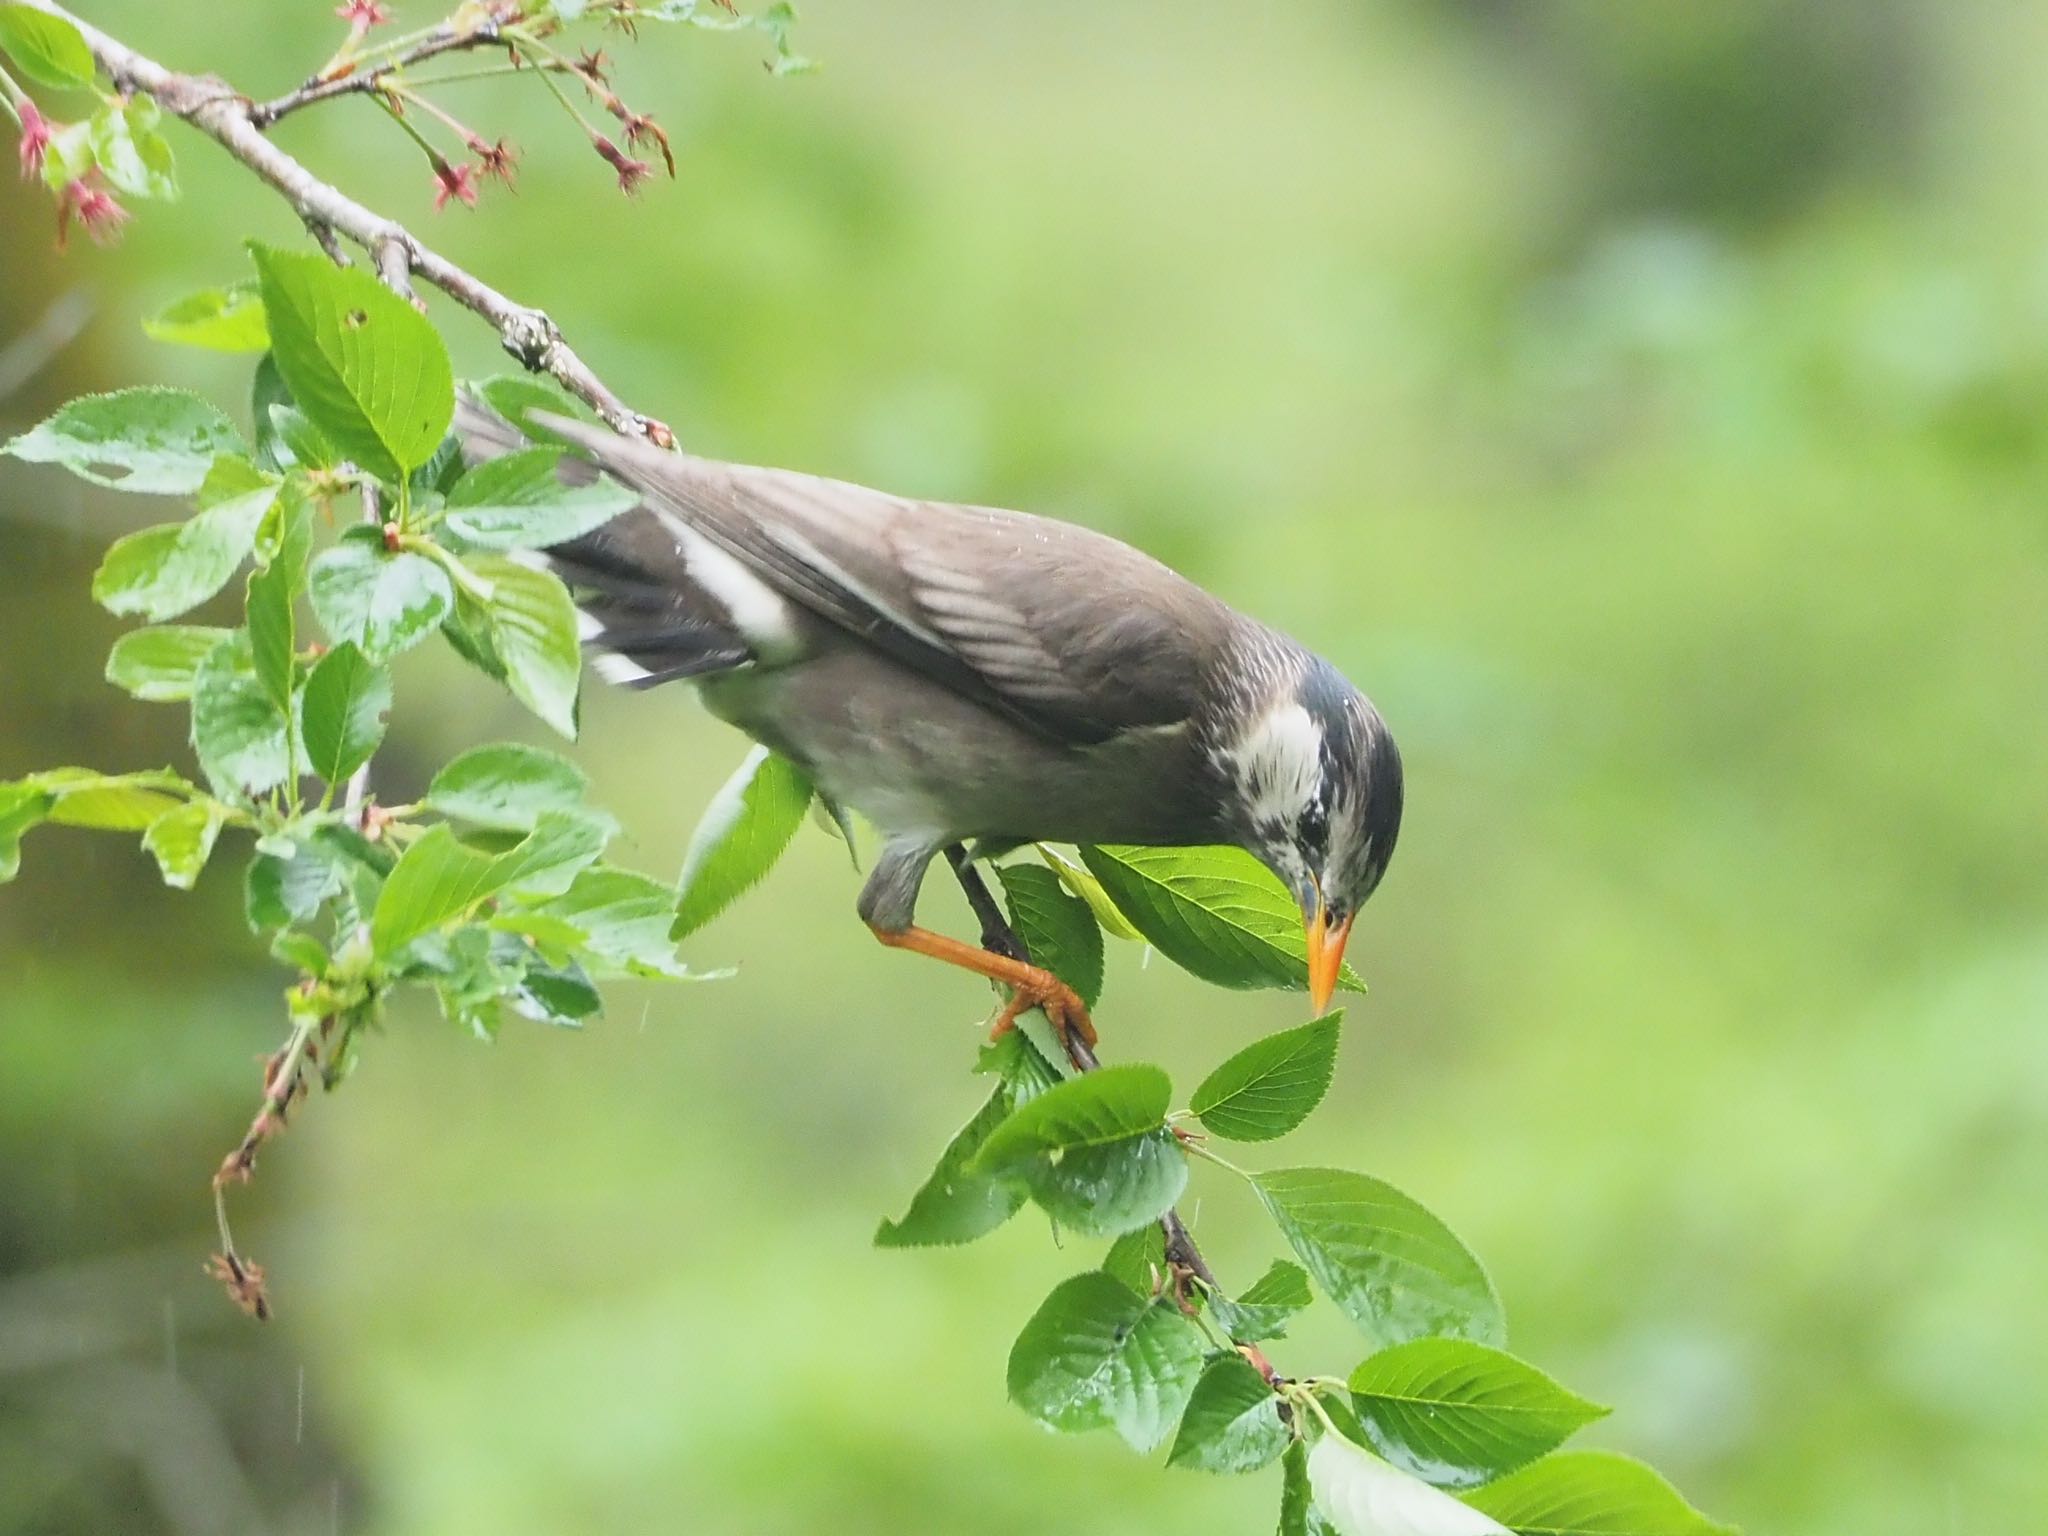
15,0,674,446
249,18,511,128
207,996,332,1320
299,214,351,266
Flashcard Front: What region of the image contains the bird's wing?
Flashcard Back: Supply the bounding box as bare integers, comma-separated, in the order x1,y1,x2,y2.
457,401,753,688
534,414,1233,746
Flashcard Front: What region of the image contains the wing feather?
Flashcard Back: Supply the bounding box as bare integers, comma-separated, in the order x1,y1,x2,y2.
535,414,1234,745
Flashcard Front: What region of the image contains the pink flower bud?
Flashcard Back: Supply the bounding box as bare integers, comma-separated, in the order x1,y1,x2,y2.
17,99,53,181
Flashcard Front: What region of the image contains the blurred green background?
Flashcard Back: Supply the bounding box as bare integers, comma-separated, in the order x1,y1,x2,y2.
4,1,2046,1531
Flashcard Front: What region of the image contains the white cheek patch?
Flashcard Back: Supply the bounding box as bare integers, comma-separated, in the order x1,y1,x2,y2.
1227,701,1325,829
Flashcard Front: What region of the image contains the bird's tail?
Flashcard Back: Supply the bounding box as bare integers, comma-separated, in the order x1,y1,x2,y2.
453,397,752,689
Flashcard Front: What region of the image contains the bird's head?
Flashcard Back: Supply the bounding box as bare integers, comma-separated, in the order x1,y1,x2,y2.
1214,653,1403,1014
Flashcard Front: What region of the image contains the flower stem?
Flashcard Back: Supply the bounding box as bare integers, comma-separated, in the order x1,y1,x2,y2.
405,59,570,88
373,90,453,168
389,83,478,142
506,31,603,136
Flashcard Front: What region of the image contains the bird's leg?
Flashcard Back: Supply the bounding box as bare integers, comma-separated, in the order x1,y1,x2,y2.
945,844,1027,961
867,923,1099,1050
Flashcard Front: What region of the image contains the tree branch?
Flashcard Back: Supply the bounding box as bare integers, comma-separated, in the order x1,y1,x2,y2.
17,0,674,447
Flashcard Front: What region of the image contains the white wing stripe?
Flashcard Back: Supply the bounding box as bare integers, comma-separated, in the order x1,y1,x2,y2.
647,506,801,661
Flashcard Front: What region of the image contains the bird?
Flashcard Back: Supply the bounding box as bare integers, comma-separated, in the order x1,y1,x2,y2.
457,402,1403,1051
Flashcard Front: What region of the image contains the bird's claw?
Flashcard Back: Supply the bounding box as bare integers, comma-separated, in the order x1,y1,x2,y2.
989,970,1098,1051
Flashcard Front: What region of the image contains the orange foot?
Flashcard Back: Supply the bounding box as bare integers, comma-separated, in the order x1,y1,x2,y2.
990,969,1097,1050
870,922,1099,1052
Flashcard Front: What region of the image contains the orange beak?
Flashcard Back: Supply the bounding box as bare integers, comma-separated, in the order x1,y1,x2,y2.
1305,903,1355,1017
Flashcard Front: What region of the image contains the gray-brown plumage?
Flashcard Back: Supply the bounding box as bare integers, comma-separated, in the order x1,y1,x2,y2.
457,400,1402,1029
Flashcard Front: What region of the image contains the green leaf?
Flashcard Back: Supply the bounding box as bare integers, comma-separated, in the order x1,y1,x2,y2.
532,866,692,978
5,387,243,494
87,96,175,200
196,452,276,508
997,861,1105,1008
439,589,506,681
1023,1128,1187,1237
251,353,296,472
671,746,815,939
1208,1260,1314,1343
1460,1452,1734,1536
1006,1272,1208,1452
250,243,454,480
514,955,603,1026
472,376,584,447
300,643,391,785
144,283,269,352
308,533,453,662
142,802,224,889
426,742,595,831
874,1086,1029,1248
105,625,232,701
968,1064,1184,1237
25,768,186,831
971,1063,1171,1172
43,784,179,831
91,482,277,621
1037,843,1144,941
441,446,637,550
1279,1438,1313,1536
1167,1353,1289,1474
245,843,344,932
270,929,331,975
1102,1224,1166,1295
488,908,589,959
478,813,611,900
1192,1014,1342,1142
1347,1340,1608,1491
266,404,340,472
1309,1431,1510,1536
1078,844,1366,994
371,811,606,955
0,784,52,881
245,563,296,720
410,430,464,498
979,1027,1066,1100
190,634,291,797
1254,1168,1504,1349
0,4,95,88
468,554,581,738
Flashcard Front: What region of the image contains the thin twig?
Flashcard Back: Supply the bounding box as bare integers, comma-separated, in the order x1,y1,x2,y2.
299,213,350,266
248,19,508,128
944,848,1230,1309
16,0,674,446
